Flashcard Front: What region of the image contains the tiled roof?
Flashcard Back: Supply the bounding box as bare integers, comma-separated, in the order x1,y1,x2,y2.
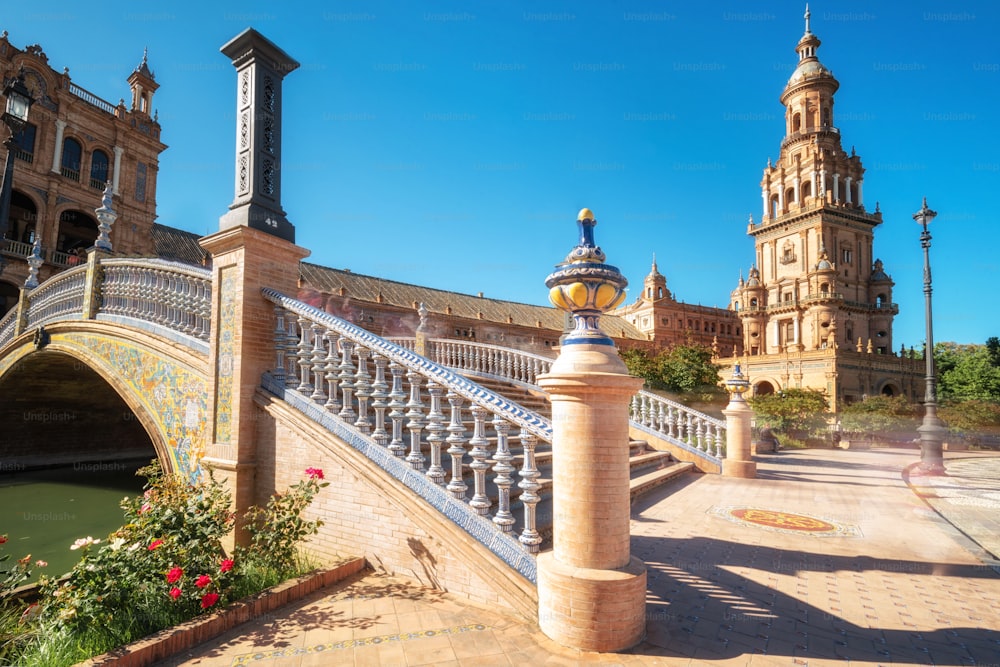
146,224,646,340
298,262,647,340
150,224,208,265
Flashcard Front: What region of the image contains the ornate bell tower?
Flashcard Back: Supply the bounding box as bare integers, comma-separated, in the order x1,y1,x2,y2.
735,6,897,359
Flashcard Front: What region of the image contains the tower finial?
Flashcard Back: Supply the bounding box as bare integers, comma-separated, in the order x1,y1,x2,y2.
142,46,148,65
804,4,811,34
651,252,658,273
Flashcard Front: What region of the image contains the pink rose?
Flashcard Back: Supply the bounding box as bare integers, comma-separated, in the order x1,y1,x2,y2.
148,539,164,551
305,467,324,480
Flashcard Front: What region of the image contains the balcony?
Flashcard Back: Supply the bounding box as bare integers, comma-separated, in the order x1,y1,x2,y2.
13,148,33,164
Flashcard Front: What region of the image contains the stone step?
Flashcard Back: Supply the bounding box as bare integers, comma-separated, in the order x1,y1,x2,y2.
629,461,695,501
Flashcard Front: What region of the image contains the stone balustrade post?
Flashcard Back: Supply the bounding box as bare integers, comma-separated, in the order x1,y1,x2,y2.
722,363,757,478
199,29,308,551
536,209,647,652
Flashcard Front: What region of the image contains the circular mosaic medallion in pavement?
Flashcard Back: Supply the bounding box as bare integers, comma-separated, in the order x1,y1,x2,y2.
709,506,862,537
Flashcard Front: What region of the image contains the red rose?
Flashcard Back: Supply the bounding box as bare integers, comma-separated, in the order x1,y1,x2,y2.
166,567,183,583
305,467,324,480
0,535,8,544
195,574,212,589
201,592,220,608
220,559,234,573
169,587,182,600
148,539,164,551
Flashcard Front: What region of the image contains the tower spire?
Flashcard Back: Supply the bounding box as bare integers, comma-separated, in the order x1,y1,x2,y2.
804,4,811,35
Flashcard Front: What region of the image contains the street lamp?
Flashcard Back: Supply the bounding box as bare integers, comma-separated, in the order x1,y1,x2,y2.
914,197,946,475
0,67,35,276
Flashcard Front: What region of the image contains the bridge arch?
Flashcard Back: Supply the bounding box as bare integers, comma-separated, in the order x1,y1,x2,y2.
0,320,211,481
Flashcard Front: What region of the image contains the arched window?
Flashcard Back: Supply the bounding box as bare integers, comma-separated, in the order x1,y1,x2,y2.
770,194,779,218
792,112,801,132
801,181,811,201
750,297,758,308
90,150,110,189
786,187,796,207
822,107,831,127
876,293,886,308
61,138,83,181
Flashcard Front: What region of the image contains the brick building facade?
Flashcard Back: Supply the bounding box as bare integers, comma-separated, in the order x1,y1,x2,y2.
0,30,166,314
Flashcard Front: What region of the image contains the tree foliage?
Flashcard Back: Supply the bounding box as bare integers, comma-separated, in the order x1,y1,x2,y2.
748,388,830,434
935,341,1000,402
620,344,722,394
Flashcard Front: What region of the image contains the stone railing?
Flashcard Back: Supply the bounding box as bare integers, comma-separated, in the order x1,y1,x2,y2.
0,257,212,351
1,239,32,258
69,82,117,115
415,337,724,469
629,390,725,465
24,266,88,329
426,339,554,387
99,259,212,342
261,288,551,574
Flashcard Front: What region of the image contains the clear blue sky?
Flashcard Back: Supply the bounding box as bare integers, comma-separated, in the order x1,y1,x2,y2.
8,1,998,346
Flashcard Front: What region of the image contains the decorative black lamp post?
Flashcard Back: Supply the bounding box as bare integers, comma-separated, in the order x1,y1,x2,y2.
914,197,946,475
0,67,35,276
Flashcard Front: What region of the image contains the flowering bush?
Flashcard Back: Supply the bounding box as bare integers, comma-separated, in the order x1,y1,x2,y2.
8,463,328,666
237,469,329,573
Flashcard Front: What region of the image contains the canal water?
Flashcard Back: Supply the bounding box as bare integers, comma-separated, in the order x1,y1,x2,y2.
0,461,150,581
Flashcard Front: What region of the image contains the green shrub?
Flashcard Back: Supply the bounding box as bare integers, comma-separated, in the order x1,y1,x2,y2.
7,462,329,666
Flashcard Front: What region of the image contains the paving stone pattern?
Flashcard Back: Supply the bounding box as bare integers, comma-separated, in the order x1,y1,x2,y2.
157,448,1000,666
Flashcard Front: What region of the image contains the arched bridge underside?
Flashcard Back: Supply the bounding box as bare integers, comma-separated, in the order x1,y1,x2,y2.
0,320,210,480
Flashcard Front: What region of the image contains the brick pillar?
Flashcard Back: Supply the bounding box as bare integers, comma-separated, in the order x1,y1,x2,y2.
199,226,309,548
200,29,306,549
536,208,647,652
722,364,756,478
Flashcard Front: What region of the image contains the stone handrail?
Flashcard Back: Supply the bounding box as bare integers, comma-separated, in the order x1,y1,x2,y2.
69,82,117,115
261,287,551,562
426,339,554,387
98,259,212,342
630,390,725,464
415,337,725,468
0,257,212,350
24,266,88,329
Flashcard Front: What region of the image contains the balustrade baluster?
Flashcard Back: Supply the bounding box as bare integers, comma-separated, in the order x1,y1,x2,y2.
284,317,299,387
667,406,677,439
467,405,492,516
640,396,650,427
387,362,407,458
657,403,667,436
404,369,425,471
310,323,327,403
696,418,706,451
369,354,389,446
491,416,515,533
353,347,372,434
518,431,542,553
296,316,313,393
323,332,340,410
273,305,286,385
714,424,724,458
686,413,694,445
445,392,468,500
425,382,446,485
338,339,357,422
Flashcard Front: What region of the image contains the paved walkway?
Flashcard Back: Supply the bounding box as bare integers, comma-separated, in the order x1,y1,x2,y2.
156,447,1000,666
